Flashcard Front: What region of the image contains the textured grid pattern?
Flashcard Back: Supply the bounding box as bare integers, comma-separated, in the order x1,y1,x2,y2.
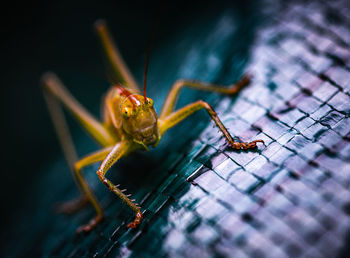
157,2,350,256
4,1,350,257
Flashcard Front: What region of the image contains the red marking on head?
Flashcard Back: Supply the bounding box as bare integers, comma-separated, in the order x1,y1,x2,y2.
143,44,151,102
113,85,139,106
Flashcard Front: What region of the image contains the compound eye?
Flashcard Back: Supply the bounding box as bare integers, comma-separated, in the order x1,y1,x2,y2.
122,108,130,118
147,98,154,106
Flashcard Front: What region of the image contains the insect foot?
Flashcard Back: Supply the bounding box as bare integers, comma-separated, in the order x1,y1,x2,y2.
227,74,252,94
76,214,103,234
127,211,143,229
230,139,265,150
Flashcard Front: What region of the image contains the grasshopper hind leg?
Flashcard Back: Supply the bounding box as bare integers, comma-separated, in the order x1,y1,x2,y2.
53,195,89,214
42,73,116,232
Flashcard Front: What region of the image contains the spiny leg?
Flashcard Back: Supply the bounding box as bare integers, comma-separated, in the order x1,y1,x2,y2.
96,141,143,229
160,74,251,119
94,20,140,93
159,100,264,150
73,147,114,233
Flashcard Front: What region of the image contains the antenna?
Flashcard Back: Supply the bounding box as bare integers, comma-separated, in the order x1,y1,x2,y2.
143,8,162,102
143,42,151,101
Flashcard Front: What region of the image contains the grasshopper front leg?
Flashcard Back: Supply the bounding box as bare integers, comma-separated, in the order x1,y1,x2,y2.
159,100,263,149
159,74,264,149
96,141,143,229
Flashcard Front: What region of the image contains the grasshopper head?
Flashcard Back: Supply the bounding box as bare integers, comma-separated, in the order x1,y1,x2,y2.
121,94,160,149
120,33,159,150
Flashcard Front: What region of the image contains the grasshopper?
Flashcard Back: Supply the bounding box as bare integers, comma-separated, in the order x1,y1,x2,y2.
42,20,264,233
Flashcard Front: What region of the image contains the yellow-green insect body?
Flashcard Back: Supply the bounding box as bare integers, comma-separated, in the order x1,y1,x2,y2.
42,20,264,233
104,85,160,150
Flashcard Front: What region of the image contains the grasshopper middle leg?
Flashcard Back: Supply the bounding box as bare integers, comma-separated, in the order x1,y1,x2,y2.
160,74,251,119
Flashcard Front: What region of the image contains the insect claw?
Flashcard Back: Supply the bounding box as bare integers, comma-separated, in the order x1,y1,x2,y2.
121,189,127,192
126,194,132,197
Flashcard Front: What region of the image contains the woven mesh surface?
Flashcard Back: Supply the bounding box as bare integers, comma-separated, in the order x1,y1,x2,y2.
4,0,350,257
